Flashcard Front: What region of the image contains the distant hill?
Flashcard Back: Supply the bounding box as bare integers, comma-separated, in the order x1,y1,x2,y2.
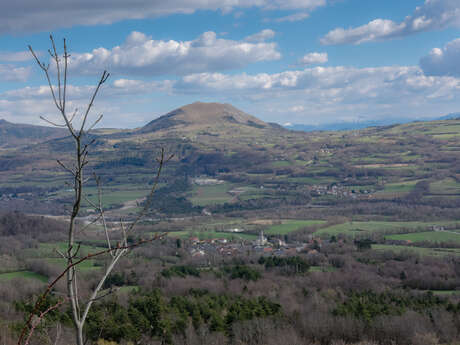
284,112,460,132
2,101,460,220
0,119,67,148
138,102,274,134
437,113,460,121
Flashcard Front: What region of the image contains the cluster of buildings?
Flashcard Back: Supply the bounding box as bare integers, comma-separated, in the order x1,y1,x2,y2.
310,184,375,199
187,230,316,259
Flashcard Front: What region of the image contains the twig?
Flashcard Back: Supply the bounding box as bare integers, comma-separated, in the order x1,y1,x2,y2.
17,233,165,345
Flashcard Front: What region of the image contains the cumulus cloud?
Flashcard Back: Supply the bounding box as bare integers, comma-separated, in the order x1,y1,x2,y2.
0,51,34,62
298,52,328,65
321,0,460,45
0,64,31,82
4,62,460,126
173,66,460,124
420,38,460,77
68,31,281,76
274,12,310,22
0,0,327,34
173,66,460,112
244,29,275,42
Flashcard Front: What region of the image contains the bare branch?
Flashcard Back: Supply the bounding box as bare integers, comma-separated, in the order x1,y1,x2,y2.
23,298,67,345
17,234,165,345
39,116,67,128
56,160,75,176
127,148,172,233
49,35,62,109
63,38,68,113
86,114,103,133
68,108,78,124
55,249,66,259
79,71,109,135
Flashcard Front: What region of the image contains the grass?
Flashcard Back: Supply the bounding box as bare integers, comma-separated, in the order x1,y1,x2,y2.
430,178,460,195
309,266,336,272
377,181,418,194
387,231,460,243
24,242,107,258
265,220,326,235
373,244,460,257
84,189,148,208
430,290,460,295
40,258,100,272
271,161,292,167
314,221,459,237
190,183,234,206
0,271,47,282
167,230,257,241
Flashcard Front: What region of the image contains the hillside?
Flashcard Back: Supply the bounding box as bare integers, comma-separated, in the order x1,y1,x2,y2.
1,102,460,223
0,119,67,148
138,102,272,134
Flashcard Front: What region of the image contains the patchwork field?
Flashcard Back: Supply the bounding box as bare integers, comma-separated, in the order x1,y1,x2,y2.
372,244,460,257
387,231,460,243
0,271,47,282
190,183,235,206
314,221,459,237
265,220,326,235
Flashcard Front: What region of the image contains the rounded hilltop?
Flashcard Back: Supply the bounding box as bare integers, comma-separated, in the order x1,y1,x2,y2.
138,101,274,134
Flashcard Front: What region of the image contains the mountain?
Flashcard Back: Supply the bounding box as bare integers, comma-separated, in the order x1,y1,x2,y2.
285,112,460,132
0,119,68,148
437,113,460,121
138,102,274,134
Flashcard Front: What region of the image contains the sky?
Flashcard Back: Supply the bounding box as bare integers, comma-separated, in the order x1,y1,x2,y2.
1,0,460,128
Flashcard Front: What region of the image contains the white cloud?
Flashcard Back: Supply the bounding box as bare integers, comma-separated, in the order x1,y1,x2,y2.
289,105,305,112
321,0,460,45
0,64,31,82
298,52,328,65
68,31,281,76
420,38,460,77
0,51,34,62
263,0,325,10
4,63,460,126
244,29,275,42
173,66,460,122
274,12,310,22
0,0,327,34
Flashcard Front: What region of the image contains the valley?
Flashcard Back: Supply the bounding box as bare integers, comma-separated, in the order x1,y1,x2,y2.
2,102,460,344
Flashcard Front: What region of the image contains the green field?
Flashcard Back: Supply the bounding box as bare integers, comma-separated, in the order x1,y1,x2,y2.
24,242,107,258
190,183,234,206
387,231,460,243
0,271,47,282
377,180,418,194
39,258,100,272
84,189,148,208
271,160,291,167
167,230,257,241
430,290,460,295
373,244,460,257
314,221,458,237
430,178,460,195
265,220,326,235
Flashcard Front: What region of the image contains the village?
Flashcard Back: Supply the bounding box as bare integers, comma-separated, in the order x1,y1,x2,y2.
187,229,325,260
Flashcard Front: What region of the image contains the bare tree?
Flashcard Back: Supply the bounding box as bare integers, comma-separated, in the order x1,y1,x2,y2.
21,35,170,345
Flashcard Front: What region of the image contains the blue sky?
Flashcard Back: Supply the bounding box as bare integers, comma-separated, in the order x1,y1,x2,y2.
1,0,460,128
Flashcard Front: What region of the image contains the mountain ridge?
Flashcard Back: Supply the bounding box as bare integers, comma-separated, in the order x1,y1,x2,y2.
0,119,68,148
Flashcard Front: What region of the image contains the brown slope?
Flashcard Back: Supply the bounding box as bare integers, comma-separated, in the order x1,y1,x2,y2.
138,102,272,134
